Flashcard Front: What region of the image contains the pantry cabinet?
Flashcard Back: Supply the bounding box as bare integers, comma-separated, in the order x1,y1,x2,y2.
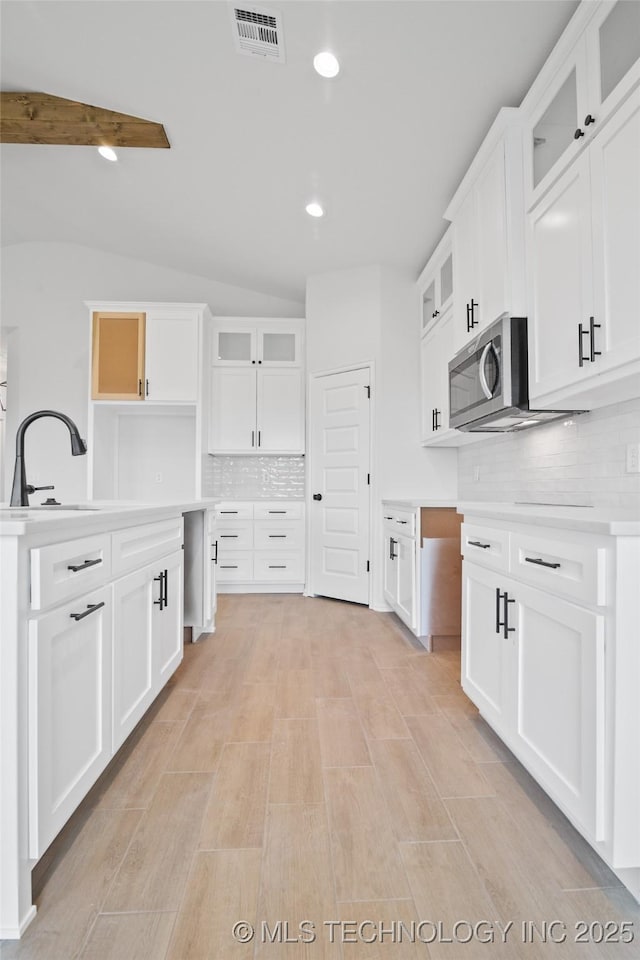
528,89,640,408
209,317,305,455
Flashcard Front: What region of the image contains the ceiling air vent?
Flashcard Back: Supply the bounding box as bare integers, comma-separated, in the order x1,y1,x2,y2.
231,5,285,63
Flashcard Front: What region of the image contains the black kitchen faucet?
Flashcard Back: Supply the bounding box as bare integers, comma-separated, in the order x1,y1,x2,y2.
10,410,87,507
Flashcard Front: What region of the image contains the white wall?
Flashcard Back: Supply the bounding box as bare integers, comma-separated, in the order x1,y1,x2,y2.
0,241,303,502
306,264,457,609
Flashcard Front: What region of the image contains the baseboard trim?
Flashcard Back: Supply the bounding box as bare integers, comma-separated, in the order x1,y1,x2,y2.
217,583,305,594
1,904,37,940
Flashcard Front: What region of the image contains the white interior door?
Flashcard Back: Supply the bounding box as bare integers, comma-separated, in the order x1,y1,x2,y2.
309,367,370,604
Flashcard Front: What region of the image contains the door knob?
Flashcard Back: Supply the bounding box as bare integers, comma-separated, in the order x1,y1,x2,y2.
313,493,323,501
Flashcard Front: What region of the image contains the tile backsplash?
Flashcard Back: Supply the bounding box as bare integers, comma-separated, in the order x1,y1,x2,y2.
458,397,640,510
203,455,305,500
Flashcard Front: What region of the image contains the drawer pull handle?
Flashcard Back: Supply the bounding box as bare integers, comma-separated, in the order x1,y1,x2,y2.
525,557,561,570
70,601,105,621
269,534,287,538
220,534,238,538
67,557,102,572
397,520,408,524
468,540,491,550
268,510,287,514
220,565,238,569
269,565,287,569
384,516,393,520
220,510,238,514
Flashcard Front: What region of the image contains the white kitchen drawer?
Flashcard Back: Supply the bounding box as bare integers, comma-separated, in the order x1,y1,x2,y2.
254,521,304,551
217,520,253,551
461,522,509,572
215,502,254,520
254,501,304,521
383,508,416,538
254,552,304,582
217,553,253,581
30,534,111,611
510,529,607,607
111,518,183,577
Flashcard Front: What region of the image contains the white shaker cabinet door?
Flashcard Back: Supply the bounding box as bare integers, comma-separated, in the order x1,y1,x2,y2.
257,368,304,453
145,313,199,402
461,562,514,736
112,567,155,751
152,550,184,689
209,367,257,453
527,152,594,402
395,533,416,632
590,90,640,376
28,587,112,858
513,582,605,841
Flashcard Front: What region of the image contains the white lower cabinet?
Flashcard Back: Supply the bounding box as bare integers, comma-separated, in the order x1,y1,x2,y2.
395,534,416,629
113,549,183,750
215,501,305,592
112,566,155,751
28,586,113,859
461,515,639,880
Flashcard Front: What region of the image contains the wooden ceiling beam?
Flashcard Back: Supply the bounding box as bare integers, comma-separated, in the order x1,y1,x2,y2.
0,92,170,148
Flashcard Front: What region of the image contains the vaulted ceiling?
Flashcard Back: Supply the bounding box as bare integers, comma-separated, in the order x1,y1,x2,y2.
0,0,579,301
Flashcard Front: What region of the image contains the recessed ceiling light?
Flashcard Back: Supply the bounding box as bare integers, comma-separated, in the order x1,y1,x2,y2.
313,51,340,78
97,146,118,162
305,202,324,218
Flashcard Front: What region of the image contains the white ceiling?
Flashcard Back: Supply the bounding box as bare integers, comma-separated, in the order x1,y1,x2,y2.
1,0,579,302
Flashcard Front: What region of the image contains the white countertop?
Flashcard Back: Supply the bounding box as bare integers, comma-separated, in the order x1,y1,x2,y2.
381,499,458,509
0,499,220,537
457,501,640,536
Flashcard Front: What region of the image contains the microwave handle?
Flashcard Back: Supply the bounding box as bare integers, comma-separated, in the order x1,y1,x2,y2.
479,342,496,400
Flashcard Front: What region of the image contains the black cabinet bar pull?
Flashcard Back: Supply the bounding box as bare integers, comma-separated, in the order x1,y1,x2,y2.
466,302,471,333
269,565,287,569
251,430,255,447
525,557,561,570
138,379,143,397
397,520,408,524
384,516,393,520
495,587,502,634
220,565,238,569
154,572,165,609
589,317,601,363
468,540,491,549
389,537,397,560
220,510,238,514
578,322,586,366
163,569,168,609
434,408,441,430
220,534,238,538
258,430,261,447
70,601,105,621
268,510,286,514
212,540,218,563
67,557,102,572
145,379,149,397
503,593,515,639
269,534,287,538
469,299,478,328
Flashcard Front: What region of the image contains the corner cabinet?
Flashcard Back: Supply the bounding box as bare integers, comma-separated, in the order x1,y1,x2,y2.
461,514,640,885
209,318,305,455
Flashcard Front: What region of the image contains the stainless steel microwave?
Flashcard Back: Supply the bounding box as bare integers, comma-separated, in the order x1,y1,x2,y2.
448,315,581,432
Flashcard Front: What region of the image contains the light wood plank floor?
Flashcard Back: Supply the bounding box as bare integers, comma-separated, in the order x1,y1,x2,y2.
3,594,639,959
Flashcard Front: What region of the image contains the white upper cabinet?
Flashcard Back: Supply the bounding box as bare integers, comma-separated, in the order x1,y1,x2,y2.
445,111,526,353
212,319,302,366
145,310,199,402
209,317,305,454
419,229,453,335
524,0,640,206
528,89,640,408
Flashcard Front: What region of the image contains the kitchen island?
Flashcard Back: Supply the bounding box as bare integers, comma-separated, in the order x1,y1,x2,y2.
0,499,217,938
